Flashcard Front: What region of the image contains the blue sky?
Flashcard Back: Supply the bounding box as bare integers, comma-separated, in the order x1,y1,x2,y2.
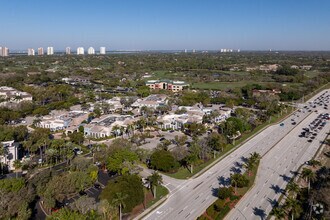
1,0,330,50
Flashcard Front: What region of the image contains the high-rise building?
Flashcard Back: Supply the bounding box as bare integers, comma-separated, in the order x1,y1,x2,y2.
0,47,9,57
77,47,84,55
100,47,106,55
66,47,71,55
47,47,54,55
38,47,44,55
184,49,187,53
27,48,35,56
87,47,95,55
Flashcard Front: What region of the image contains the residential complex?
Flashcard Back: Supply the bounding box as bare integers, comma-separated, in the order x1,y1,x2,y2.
100,47,106,54
37,47,44,55
47,47,54,55
88,47,95,55
0,86,33,107
145,80,189,92
77,47,84,55
66,47,71,55
27,48,35,56
0,46,9,56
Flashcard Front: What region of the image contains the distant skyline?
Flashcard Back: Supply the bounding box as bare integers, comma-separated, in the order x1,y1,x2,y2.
1,0,330,51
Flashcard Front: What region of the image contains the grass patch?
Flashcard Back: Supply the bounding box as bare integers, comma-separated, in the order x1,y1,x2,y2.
145,185,169,208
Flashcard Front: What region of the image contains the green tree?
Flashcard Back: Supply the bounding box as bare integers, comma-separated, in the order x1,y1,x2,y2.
112,192,128,220
146,171,163,198
217,187,233,200
150,149,179,172
106,149,138,175
100,174,144,213
301,168,316,191
286,181,300,198
270,206,286,220
207,132,227,152
284,197,302,220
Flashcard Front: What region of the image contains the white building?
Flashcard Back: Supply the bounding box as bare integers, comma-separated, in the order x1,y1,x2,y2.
77,47,84,55
0,47,9,57
27,48,35,56
88,47,95,55
1,141,19,171
100,47,106,54
0,86,33,107
66,47,71,55
38,47,44,55
132,94,168,110
47,47,54,55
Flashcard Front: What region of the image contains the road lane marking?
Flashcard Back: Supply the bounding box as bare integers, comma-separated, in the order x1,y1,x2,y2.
193,181,204,190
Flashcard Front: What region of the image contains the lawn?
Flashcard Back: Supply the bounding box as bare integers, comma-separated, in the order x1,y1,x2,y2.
191,81,281,90
146,185,169,208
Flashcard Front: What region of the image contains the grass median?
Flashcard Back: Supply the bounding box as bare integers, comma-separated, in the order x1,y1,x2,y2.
198,161,260,220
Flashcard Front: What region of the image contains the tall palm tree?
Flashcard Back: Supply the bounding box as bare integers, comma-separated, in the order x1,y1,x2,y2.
284,197,302,220
270,206,286,220
112,192,128,220
286,181,300,198
185,154,198,174
147,171,163,198
120,126,125,139
301,168,316,191
250,152,261,163
112,125,120,138
308,159,321,168
0,145,8,175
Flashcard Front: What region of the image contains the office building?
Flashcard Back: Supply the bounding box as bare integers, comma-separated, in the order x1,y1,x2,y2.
47,47,54,55
0,47,9,57
65,47,71,55
88,47,95,55
27,48,35,56
77,47,84,55
38,47,44,55
100,47,106,55
146,80,189,92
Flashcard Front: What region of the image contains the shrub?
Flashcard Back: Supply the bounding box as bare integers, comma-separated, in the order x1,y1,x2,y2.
218,187,233,200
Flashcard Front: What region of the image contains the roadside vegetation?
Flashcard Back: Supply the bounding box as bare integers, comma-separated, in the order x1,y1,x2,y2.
198,152,261,220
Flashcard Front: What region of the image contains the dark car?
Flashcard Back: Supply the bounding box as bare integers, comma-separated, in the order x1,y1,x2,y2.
79,191,87,196
94,183,101,189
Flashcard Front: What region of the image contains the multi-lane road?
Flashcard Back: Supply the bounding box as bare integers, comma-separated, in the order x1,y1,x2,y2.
141,89,329,220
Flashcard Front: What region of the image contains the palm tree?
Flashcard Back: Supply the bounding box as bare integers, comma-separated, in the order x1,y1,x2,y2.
284,197,302,220
230,174,238,195
0,145,8,175
270,206,286,219
301,168,316,191
146,171,163,198
243,159,255,176
308,159,321,168
250,152,261,163
185,154,198,174
112,192,128,220
112,125,120,138
286,181,300,198
120,126,125,139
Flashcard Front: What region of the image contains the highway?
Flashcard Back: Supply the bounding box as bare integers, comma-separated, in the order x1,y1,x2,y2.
141,89,329,220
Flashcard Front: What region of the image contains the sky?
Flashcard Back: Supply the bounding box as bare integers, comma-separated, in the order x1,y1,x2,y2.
1,0,330,51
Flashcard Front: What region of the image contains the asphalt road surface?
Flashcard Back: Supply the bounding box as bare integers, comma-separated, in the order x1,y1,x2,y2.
142,89,330,220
